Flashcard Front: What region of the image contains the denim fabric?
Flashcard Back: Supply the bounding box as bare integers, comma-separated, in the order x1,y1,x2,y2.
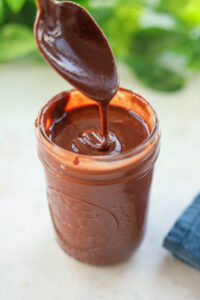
163,194,200,271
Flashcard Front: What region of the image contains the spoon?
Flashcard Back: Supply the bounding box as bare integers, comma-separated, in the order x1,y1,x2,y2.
34,0,119,103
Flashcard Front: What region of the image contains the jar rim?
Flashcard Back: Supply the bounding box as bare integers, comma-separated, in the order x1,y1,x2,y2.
36,88,160,172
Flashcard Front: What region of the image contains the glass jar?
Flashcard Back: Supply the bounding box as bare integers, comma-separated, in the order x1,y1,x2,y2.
35,88,160,265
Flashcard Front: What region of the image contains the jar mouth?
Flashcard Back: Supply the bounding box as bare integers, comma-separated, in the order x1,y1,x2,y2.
36,88,160,171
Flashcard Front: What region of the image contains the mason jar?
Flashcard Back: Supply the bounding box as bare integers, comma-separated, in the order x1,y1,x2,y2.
35,88,160,265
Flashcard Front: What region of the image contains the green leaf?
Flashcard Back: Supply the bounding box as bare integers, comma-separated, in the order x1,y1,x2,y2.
74,0,90,9
90,6,114,24
180,0,200,26
131,27,186,58
125,56,185,92
157,0,189,14
4,0,26,13
130,26,200,74
0,23,36,62
95,3,142,59
5,0,37,28
0,0,5,24
157,0,200,27
186,36,200,70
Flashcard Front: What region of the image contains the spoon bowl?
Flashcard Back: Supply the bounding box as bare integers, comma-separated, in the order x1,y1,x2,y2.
34,0,119,102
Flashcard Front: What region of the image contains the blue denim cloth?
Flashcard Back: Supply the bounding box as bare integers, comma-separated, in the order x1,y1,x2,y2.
163,194,200,271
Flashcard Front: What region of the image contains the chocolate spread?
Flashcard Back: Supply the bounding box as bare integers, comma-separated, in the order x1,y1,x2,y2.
34,1,160,264
48,103,149,156
34,0,119,149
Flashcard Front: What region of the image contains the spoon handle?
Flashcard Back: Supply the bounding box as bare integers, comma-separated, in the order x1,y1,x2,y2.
36,0,53,12
36,0,57,27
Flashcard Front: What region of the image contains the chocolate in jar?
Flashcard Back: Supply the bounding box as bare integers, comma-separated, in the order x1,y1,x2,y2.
34,0,160,264
36,88,160,264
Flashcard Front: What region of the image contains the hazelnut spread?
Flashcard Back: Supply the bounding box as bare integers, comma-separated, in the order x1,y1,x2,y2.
34,0,160,264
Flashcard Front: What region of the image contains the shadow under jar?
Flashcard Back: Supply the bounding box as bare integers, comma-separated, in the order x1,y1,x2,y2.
35,88,160,265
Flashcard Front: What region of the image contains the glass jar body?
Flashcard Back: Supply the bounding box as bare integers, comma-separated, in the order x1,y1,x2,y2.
36,88,160,265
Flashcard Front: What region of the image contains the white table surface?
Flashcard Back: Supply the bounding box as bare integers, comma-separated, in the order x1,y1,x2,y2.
0,61,200,300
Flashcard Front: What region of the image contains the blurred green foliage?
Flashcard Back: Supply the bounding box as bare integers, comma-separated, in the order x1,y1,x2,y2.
0,0,200,92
